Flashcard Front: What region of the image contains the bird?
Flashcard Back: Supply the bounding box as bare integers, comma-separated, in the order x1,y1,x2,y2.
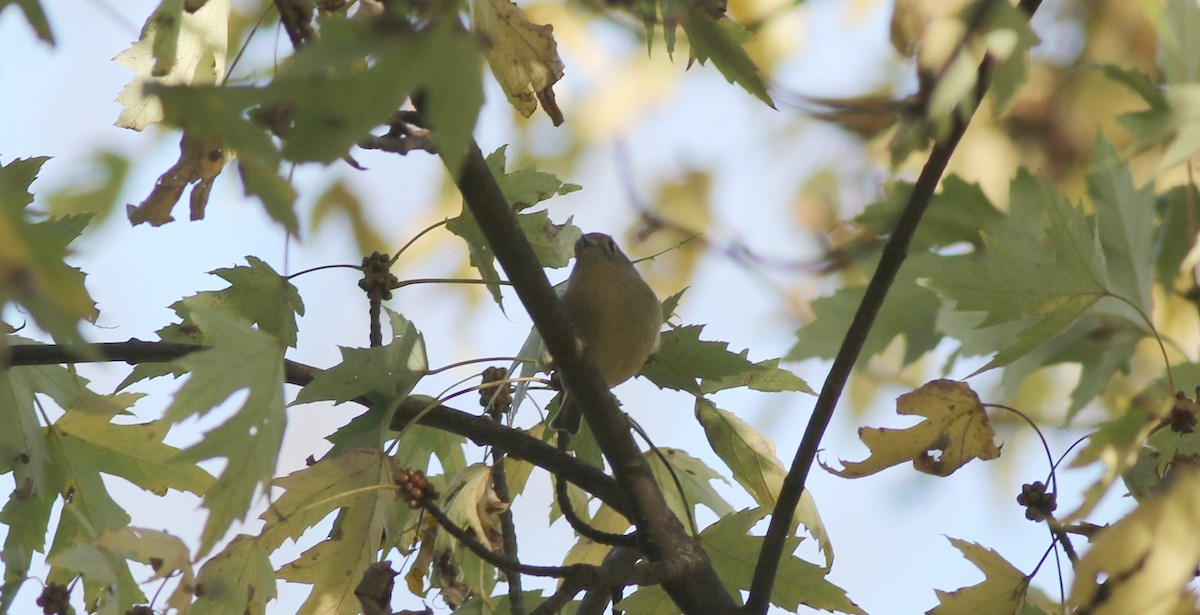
550,232,662,434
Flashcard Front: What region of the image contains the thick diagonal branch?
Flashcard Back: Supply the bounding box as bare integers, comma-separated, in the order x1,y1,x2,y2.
437,136,738,613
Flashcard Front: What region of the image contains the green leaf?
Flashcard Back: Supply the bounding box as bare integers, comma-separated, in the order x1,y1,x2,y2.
0,366,49,495
48,541,146,614
929,538,1030,615
0,440,61,611
183,256,305,347
1088,138,1156,314
47,150,132,219
856,178,1003,251
149,0,184,78
55,412,214,496
701,356,814,395
925,170,1110,375
683,7,773,107
44,415,145,612
295,309,426,406
163,307,287,555
486,146,582,209
268,451,397,615
447,147,581,306
696,398,832,566
788,254,943,367
1157,0,1200,84
1066,407,1158,520
645,447,733,526
981,0,1038,114
1035,315,1143,419
625,507,863,614
0,0,54,44
93,527,196,613
640,325,759,394
0,157,98,349
1155,184,1200,286
414,20,485,172
191,535,277,615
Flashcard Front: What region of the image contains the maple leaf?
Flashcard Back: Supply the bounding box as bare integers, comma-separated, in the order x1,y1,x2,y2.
190,535,277,615
446,146,580,307
92,527,196,614
925,170,1111,375
293,309,426,406
824,380,1000,478
162,307,286,556
622,508,863,614
696,399,832,567
1089,138,1156,315
682,7,774,108
0,158,98,349
929,538,1030,615
472,0,565,124
641,325,773,394
269,450,398,615
439,464,506,555
118,257,302,389
1069,463,1200,615
0,351,136,609
1063,407,1159,521
645,447,733,526
114,0,230,131
788,254,943,368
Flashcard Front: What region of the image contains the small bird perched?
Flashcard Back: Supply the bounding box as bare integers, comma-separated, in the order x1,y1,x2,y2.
550,232,662,434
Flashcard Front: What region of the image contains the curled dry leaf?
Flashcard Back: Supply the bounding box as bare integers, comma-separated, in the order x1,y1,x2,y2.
126,133,228,226
472,0,565,125
823,379,1000,478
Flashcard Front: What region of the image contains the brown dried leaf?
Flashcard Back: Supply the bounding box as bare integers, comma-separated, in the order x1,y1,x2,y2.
472,0,565,125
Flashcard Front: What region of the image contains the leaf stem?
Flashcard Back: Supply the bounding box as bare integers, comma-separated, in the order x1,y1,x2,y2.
391,218,451,265
1108,291,1175,393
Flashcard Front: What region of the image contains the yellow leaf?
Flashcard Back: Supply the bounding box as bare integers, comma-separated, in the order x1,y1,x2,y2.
472,0,565,124
1069,463,1200,615
114,0,230,131
824,379,1000,478
930,538,1030,615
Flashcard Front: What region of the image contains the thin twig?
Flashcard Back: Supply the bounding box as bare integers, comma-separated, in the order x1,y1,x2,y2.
742,1,1045,611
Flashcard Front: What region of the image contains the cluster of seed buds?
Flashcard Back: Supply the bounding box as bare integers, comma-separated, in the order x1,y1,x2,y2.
1168,389,1200,434
358,251,399,301
394,467,438,509
1016,481,1057,522
36,582,70,615
479,366,512,418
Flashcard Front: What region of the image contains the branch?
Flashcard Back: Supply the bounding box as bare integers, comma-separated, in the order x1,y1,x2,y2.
430,132,738,613
421,500,576,578
742,1,1045,612
3,341,629,516
3,339,204,367
491,439,526,614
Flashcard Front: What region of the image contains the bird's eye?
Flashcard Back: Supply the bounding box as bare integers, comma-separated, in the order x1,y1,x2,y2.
604,237,616,252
